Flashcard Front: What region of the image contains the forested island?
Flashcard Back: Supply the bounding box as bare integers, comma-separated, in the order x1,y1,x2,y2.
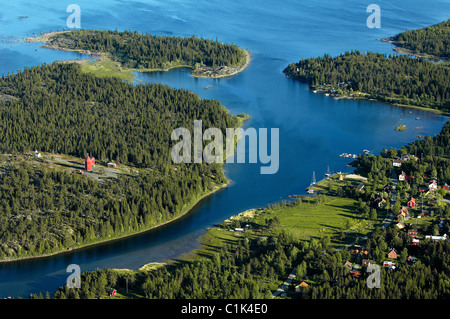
27,30,250,79
0,61,247,261
283,20,449,113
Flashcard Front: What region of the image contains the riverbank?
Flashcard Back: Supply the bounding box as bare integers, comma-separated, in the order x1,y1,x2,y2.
0,181,229,264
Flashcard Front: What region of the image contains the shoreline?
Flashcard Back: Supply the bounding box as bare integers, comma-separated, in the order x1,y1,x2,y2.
380,38,446,62
25,30,251,80
190,48,251,79
0,182,230,265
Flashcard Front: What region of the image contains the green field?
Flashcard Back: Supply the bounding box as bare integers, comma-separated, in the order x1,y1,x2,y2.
253,197,383,245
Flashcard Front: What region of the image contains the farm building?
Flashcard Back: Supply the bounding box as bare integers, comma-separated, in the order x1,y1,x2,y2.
107,162,117,168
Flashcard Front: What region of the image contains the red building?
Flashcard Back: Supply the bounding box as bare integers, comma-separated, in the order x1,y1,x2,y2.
106,288,116,297
408,229,418,238
85,155,95,171
407,198,416,208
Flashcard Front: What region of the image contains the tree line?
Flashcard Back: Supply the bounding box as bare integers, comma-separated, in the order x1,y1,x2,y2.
47,29,247,69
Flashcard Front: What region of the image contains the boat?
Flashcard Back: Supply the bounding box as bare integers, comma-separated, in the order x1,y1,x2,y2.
363,149,370,155
325,165,331,178
311,171,316,185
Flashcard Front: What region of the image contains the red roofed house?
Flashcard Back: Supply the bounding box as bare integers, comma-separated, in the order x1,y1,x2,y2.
407,197,416,208
443,183,450,191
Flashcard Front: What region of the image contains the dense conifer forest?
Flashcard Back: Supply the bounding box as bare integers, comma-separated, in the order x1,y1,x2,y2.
0,62,240,259
386,19,449,60
283,51,449,111
45,30,247,70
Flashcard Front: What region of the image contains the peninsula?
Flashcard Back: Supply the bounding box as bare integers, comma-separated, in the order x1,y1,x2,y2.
27,29,250,80
283,20,449,114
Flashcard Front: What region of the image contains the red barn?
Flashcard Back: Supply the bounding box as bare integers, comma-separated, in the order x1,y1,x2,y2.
85,156,95,171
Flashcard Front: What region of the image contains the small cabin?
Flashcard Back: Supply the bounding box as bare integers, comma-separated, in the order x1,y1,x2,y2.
106,288,117,297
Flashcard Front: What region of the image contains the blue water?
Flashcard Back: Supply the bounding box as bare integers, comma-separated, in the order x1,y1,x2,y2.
0,0,449,297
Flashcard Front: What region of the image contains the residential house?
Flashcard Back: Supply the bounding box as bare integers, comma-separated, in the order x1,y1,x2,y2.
295,282,308,292
356,182,364,191
428,180,438,192
388,248,398,259
407,229,418,238
425,234,447,241
362,259,375,266
343,261,352,270
407,197,416,208
411,238,420,246
393,159,402,167
383,261,396,267
105,288,117,297
407,256,418,263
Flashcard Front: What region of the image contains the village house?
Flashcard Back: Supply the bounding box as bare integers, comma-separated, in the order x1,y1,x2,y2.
407,197,416,208
105,288,117,297
295,282,308,292
362,259,375,266
356,182,364,191
407,229,418,238
373,198,387,208
411,238,420,246
393,159,402,167
387,248,398,259
428,180,438,192
425,234,447,242
399,171,414,183
107,162,117,168
407,256,418,263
